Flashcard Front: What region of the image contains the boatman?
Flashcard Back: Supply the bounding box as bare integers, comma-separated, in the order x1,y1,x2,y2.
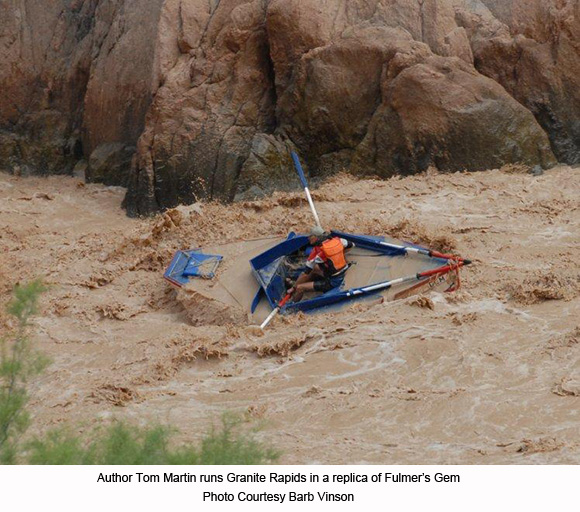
287,227,355,302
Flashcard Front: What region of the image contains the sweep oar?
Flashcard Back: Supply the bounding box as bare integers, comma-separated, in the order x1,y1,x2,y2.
260,153,322,329
291,152,323,231
260,292,293,330
345,260,472,298
283,260,473,312
332,230,459,260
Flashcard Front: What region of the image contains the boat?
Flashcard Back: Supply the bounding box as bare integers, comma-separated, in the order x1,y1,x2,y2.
164,230,469,326
163,153,471,327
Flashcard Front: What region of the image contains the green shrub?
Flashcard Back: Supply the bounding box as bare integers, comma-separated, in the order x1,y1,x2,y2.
0,280,49,464
1,281,280,465
189,414,280,465
27,416,280,465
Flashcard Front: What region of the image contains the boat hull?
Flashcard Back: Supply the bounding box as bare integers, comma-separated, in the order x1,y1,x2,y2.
164,231,459,324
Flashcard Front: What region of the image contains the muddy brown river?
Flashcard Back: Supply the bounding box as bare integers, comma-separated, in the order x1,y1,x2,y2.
0,165,578,463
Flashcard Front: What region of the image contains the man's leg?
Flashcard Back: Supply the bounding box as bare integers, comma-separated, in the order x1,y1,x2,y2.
294,273,311,286
290,268,325,302
291,281,316,302
288,267,322,289
295,266,323,286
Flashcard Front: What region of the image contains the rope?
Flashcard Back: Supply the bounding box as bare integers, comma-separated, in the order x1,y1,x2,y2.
449,257,462,292
424,254,464,292
436,256,462,292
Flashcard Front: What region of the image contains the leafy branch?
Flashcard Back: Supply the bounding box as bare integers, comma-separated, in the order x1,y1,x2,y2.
0,280,49,463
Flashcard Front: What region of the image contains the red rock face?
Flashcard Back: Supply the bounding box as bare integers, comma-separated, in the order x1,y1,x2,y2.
124,0,277,215
1,0,577,215
464,0,580,165
0,0,164,184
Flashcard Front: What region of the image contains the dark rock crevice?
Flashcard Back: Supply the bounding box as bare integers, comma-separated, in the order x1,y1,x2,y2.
457,0,580,165
2,0,577,215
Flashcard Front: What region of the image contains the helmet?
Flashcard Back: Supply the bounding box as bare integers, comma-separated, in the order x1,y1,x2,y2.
309,226,325,237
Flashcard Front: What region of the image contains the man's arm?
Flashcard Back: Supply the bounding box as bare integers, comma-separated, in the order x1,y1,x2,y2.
340,238,355,252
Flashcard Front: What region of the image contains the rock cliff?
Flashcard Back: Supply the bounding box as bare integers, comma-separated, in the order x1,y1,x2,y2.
1,0,577,215
0,0,164,184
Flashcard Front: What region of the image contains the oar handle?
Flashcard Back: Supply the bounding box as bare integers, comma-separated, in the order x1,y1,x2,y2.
429,250,461,260
417,260,470,279
278,293,293,309
305,189,322,230
260,292,293,330
355,260,471,296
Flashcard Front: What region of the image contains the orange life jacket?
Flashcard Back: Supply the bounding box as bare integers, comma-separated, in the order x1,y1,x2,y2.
321,237,347,272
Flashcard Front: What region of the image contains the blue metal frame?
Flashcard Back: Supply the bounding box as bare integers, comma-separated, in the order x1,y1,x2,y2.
163,232,450,315
164,250,223,287
249,234,309,310
250,231,448,314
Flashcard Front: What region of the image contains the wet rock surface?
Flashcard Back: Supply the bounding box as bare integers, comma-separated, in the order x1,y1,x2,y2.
1,0,578,214
458,0,580,165
0,0,164,177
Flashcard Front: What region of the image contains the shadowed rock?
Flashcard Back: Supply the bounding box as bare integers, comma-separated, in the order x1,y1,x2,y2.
457,0,580,164
1,0,577,216
0,0,164,177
